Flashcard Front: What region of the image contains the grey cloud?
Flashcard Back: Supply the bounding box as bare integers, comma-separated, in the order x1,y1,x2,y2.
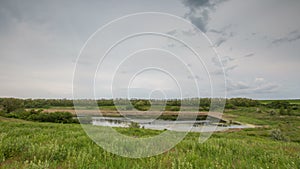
212,56,235,67
182,0,210,10
209,24,233,36
0,0,299,99
186,11,209,32
166,29,177,36
227,78,280,95
164,28,200,48
254,83,279,93
181,28,198,36
225,65,238,72
187,75,201,80
211,56,237,76
214,37,227,47
209,25,234,47
209,29,222,34
227,80,249,91
212,64,238,76
244,53,255,57
166,28,200,38
272,30,300,44
182,0,228,32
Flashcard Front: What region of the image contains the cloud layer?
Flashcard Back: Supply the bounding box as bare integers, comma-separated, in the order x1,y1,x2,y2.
0,0,299,99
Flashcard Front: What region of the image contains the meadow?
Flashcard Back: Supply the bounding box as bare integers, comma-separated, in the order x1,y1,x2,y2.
0,116,300,169
0,98,300,168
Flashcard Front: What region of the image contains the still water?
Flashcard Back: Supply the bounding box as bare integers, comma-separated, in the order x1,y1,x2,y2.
90,117,250,132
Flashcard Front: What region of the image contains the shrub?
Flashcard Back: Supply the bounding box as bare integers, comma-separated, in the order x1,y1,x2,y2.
256,108,262,113
125,105,133,110
279,107,286,115
269,110,276,116
199,106,209,111
227,98,260,107
266,101,291,109
225,103,236,109
270,129,289,141
1,109,78,124
286,107,293,116
131,100,151,111
170,106,180,111
129,122,140,129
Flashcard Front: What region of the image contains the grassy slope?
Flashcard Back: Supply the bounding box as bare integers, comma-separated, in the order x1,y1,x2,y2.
0,117,300,169
224,106,300,142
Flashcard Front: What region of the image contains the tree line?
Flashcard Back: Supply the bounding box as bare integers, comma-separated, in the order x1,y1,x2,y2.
1,97,299,113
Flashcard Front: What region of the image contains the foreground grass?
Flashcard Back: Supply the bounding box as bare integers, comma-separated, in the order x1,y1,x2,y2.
0,117,299,169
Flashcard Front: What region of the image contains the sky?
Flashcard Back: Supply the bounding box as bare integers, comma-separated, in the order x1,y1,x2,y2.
0,0,300,99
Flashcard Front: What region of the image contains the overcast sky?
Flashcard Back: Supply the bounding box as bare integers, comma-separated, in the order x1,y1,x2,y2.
0,0,299,99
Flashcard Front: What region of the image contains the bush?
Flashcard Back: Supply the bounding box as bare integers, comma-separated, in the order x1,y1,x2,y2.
132,100,151,111
1,109,78,124
279,107,286,115
225,103,236,109
170,106,180,111
226,98,260,107
269,110,276,116
256,108,262,113
125,105,133,110
129,122,140,129
266,101,291,109
27,111,79,123
270,129,289,141
286,107,293,116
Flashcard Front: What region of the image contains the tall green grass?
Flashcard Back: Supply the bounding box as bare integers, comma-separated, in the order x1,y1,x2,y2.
0,117,299,169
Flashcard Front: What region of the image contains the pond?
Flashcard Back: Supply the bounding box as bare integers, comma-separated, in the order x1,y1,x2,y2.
90,117,250,132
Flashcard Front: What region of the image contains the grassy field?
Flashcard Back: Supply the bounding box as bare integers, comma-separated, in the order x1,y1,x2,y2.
0,116,300,169
224,106,300,142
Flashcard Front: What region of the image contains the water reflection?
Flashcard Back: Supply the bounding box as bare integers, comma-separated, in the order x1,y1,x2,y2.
89,117,249,132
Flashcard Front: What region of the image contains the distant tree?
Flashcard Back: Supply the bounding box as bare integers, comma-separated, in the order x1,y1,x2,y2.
227,98,259,107
266,101,291,109
0,98,24,113
132,100,150,111
166,99,181,106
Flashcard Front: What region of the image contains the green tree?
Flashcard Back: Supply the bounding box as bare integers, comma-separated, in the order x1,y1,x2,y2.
0,98,24,113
